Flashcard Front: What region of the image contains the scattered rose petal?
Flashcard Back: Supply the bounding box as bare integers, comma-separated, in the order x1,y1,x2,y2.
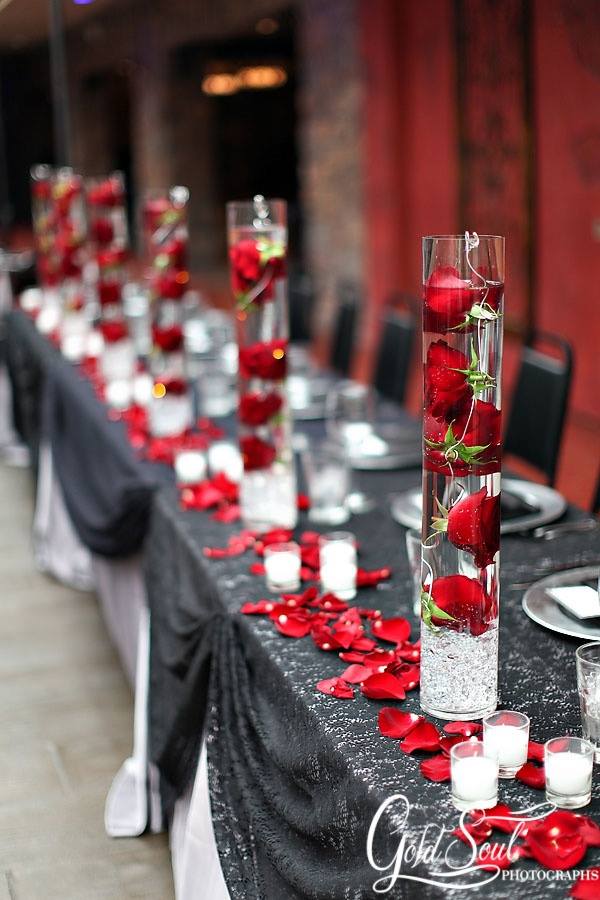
310,624,342,652
525,811,587,870
361,672,406,701
419,754,451,782
297,493,310,510
316,677,354,699
453,818,493,846
341,664,373,684
357,567,392,587
443,721,482,737
212,503,240,523
479,804,517,835
274,613,312,638
249,562,266,576
399,720,441,753
240,599,277,615
515,762,545,789
378,708,423,739
570,867,600,898
363,649,396,668
351,636,377,652
527,740,545,762
338,650,367,665
574,815,600,848
439,735,467,756
312,593,348,612
475,843,521,871
395,664,420,691
371,617,410,645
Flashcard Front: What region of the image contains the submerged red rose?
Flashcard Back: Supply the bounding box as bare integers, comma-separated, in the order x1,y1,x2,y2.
152,324,184,353
240,436,277,471
239,391,283,426
422,575,493,636
229,239,285,304
425,340,472,421
91,218,114,246
153,270,187,300
435,487,500,569
239,340,288,381
424,266,476,333
98,279,121,306
100,320,128,344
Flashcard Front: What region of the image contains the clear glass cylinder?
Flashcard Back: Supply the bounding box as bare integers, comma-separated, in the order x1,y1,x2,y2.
419,234,504,720
86,172,129,316
227,196,296,531
141,186,190,303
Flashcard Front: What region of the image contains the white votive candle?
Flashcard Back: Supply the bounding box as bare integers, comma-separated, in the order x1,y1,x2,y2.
483,711,530,778
208,442,243,484
264,543,301,593
174,451,207,484
545,737,594,809
105,379,133,411
319,533,357,600
451,741,498,811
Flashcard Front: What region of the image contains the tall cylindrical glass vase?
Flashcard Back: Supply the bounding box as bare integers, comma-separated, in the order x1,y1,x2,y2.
419,233,504,720
227,196,297,531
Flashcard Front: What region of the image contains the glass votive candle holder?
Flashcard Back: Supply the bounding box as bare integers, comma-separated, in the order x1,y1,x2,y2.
319,532,357,601
264,542,301,593
576,641,600,763
483,711,530,779
545,736,594,809
174,450,207,485
207,441,243,484
450,740,499,812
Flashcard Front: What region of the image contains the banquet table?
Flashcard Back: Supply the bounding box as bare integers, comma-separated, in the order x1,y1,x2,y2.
5,307,600,899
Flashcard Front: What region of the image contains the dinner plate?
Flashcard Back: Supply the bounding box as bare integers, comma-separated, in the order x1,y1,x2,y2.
522,566,600,640
389,477,568,535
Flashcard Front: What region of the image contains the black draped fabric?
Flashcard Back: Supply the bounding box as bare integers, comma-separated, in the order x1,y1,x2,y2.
5,309,167,555
144,467,600,898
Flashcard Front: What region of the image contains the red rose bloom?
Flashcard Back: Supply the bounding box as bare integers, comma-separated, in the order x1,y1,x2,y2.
156,377,187,396
447,487,500,569
152,324,184,353
424,266,476,333
425,340,471,421
239,340,287,381
98,280,122,306
153,270,187,300
239,391,283,426
424,401,501,476
101,320,128,344
162,238,187,269
240,435,277,472
230,239,262,296
91,218,114,246
97,248,127,269
87,179,124,208
426,575,493,636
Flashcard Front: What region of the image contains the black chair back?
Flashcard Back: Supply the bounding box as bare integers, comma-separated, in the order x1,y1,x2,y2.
505,332,573,486
374,310,416,404
330,281,360,375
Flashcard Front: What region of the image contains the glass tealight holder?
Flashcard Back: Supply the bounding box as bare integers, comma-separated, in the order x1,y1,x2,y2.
483,711,530,779
264,542,301,593
545,736,594,809
576,641,600,762
450,740,499,812
319,532,357,601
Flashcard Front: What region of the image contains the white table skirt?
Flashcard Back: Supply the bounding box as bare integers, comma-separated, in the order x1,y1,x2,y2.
31,441,229,897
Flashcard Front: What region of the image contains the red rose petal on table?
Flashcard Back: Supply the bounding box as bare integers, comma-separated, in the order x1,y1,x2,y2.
363,649,396,668
249,562,266,576
371,617,410,645
281,586,318,608
351,636,377,652
357,567,392,588
443,721,482,738
439,735,467,756
570,867,600,899
240,599,277,615
396,643,420,662
311,593,348,612
395,664,420,691
339,650,367,665
258,528,294,547
378,708,423,739
316,677,354,699
574,814,600,848
453,817,493,846
420,753,451,782
399,720,441,753
300,567,317,582
300,531,320,545
274,613,313,638
300,545,320,571
474,843,521,871
361,672,406,701
479,804,517,835
527,740,545,762
525,811,587,870
311,624,342,652
297,493,310,510
212,504,240,523
515,761,545,789
341,664,373,684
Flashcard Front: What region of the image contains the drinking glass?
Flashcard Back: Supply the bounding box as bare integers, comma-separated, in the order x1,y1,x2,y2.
264,542,301,593
325,381,375,513
576,641,600,762
319,532,357,600
301,444,350,525
545,736,594,809
483,711,529,778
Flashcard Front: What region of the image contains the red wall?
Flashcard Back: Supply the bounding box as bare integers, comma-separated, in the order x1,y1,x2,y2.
534,0,600,421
